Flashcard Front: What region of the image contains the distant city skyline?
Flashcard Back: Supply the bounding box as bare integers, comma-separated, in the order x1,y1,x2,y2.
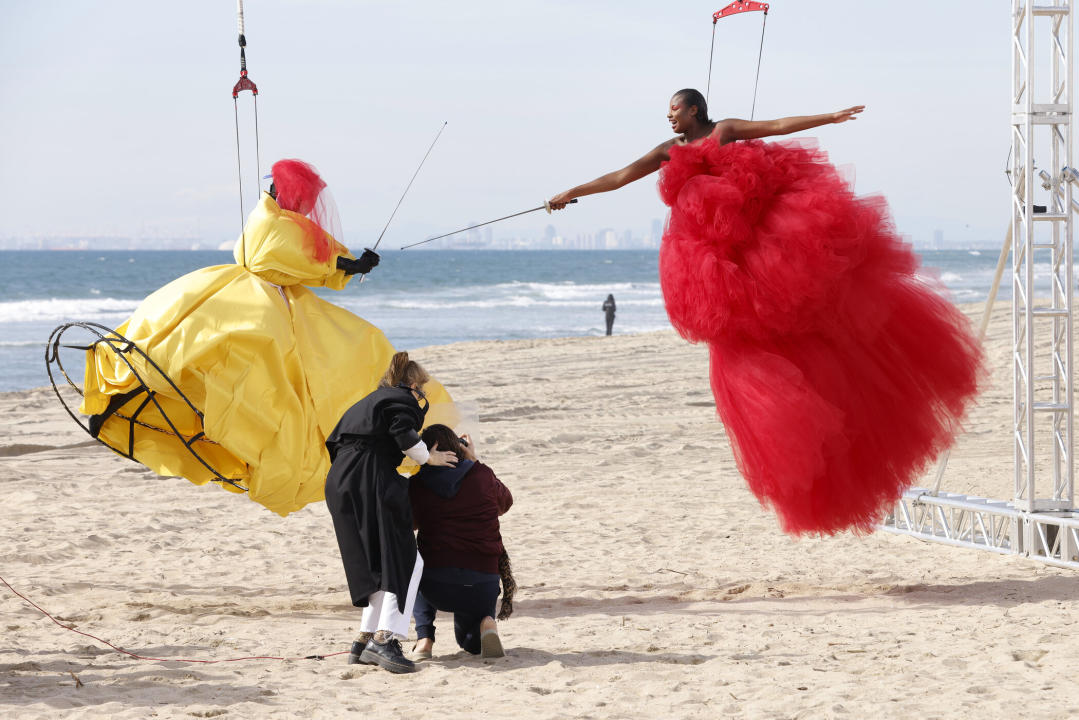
0,225,992,252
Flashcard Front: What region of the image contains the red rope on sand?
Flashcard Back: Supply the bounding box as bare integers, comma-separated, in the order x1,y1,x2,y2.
0,573,347,664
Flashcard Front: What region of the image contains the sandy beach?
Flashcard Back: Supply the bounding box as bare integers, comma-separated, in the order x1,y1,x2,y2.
3,302,1079,719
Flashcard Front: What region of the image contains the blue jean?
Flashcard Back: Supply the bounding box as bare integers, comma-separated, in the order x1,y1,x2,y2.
412,567,500,655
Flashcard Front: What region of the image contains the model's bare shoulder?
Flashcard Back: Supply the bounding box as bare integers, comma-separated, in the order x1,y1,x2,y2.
713,119,740,145
652,137,680,159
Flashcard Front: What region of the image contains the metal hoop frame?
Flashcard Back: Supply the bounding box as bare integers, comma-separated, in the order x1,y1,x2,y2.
45,322,248,493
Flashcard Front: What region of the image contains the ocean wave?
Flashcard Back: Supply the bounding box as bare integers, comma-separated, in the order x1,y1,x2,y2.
381,297,544,310
0,298,139,323
949,289,985,301
485,280,661,299
0,340,45,348
369,296,666,311
511,321,674,337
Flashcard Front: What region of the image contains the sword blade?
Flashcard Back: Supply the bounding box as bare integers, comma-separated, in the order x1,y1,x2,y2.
400,199,577,250
372,121,448,251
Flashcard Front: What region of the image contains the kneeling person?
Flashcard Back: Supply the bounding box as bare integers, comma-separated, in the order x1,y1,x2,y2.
409,425,513,659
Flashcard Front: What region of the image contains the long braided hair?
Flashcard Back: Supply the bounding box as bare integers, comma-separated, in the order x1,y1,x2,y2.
497,551,516,620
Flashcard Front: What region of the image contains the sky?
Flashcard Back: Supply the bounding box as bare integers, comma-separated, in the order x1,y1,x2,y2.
0,1,1048,249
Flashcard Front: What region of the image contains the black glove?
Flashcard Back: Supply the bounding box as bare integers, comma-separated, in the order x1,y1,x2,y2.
336,249,380,275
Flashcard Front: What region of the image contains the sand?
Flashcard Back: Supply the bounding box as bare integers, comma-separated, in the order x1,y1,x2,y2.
2,303,1079,719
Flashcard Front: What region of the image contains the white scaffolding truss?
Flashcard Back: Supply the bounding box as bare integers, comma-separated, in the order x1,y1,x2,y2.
879,1,1079,569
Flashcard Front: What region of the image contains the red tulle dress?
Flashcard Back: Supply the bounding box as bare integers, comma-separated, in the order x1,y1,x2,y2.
658,137,984,535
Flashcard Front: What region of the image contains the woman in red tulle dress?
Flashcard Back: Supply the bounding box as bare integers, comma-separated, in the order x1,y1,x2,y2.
548,89,983,536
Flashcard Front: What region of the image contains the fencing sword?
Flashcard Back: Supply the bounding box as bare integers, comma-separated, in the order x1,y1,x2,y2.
399,199,578,250
372,121,448,252
354,121,447,282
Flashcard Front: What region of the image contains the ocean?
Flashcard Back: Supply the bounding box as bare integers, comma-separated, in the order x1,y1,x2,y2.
0,248,1006,393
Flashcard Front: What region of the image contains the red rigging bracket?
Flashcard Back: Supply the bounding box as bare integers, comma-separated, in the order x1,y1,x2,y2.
713,0,770,22
232,0,258,98
707,1,771,118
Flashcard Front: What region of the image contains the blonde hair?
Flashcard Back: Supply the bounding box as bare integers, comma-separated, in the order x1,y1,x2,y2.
380,351,430,389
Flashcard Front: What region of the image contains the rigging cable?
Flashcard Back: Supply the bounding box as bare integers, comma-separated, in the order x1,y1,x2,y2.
706,1,771,114
232,0,261,267
750,11,768,120
707,22,717,104
0,572,345,663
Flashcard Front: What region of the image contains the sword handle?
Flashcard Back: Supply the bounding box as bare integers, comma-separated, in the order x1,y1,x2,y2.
545,198,579,214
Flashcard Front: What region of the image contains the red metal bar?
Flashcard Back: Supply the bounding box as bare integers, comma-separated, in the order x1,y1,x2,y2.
232,71,258,98
713,0,769,23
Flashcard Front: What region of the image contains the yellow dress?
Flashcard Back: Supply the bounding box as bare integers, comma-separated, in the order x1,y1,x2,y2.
80,193,457,516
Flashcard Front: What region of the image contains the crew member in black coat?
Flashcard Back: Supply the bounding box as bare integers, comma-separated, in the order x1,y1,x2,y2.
325,351,457,674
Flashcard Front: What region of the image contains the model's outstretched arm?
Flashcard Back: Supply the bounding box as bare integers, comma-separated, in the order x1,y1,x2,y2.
718,105,864,144
549,140,675,209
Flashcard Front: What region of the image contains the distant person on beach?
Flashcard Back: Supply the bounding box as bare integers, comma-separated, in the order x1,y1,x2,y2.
409,424,514,660
325,352,458,674
545,89,983,535
603,294,616,335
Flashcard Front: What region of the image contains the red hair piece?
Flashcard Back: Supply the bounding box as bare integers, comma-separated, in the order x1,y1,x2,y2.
270,159,339,263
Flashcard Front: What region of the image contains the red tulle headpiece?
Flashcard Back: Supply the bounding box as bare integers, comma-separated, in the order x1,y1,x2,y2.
270,159,341,263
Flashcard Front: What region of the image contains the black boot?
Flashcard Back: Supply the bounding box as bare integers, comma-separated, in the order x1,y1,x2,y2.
347,640,374,665
359,637,417,674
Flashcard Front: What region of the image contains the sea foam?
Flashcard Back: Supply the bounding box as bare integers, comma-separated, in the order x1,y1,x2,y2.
0,298,138,324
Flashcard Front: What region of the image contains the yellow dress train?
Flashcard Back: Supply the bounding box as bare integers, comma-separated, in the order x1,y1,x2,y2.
80,193,456,516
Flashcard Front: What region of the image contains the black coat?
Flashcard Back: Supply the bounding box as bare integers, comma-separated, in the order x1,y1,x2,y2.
324,385,428,612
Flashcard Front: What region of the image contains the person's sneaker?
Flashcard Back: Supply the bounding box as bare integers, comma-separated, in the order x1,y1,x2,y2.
359,637,418,674
480,628,505,659
347,640,376,665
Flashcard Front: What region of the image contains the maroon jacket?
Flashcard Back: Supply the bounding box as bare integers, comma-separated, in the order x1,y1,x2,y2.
409,460,512,575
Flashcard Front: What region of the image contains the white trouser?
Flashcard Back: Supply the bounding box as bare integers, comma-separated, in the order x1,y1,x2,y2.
360,553,424,640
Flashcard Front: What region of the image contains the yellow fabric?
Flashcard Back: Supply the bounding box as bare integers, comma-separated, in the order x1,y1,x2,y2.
81,193,457,516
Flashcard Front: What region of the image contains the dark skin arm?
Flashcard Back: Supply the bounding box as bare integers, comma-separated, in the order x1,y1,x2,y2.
549,105,864,209
548,139,677,207
715,106,863,143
